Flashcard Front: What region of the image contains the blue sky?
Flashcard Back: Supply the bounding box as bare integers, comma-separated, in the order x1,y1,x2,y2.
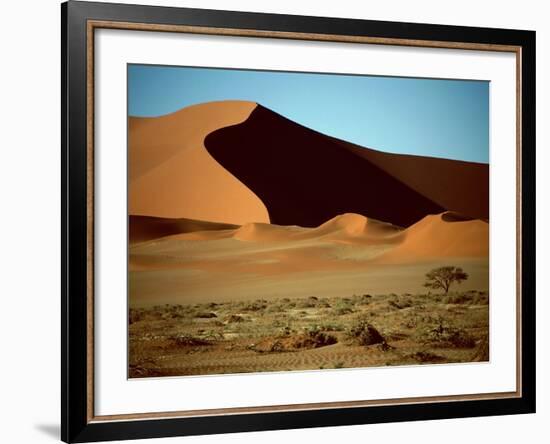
128,64,489,163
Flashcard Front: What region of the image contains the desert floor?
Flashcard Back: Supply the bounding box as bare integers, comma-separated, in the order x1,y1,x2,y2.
129,291,489,378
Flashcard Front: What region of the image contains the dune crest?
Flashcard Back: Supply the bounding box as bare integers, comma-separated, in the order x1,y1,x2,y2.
230,213,405,244
128,101,270,225
315,213,402,237
233,222,306,242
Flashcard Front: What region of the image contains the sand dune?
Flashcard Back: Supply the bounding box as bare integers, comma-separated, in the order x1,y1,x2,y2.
232,222,307,242
205,104,488,228
148,213,403,245
130,101,488,229
131,211,485,257
129,212,489,304
128,101,269,225
337,143,489,224
232,214,403,243
129,215,238,244
311,213,403,243
378,211,489,263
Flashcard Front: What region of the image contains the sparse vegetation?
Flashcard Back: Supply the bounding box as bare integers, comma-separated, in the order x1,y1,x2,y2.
410,351,446,363
172,333,211,347
332,299,354,315
418,319,476,348
129,291,489,378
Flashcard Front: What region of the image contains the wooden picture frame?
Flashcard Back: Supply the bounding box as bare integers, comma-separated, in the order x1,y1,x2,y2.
62,1,536,442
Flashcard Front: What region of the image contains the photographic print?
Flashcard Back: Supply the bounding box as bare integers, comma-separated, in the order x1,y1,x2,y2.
127,65,489,378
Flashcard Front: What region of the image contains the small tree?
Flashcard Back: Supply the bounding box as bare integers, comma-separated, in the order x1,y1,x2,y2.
423,266,468,294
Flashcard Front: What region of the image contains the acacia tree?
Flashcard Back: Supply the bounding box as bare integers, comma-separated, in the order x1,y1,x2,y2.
423,266,468,294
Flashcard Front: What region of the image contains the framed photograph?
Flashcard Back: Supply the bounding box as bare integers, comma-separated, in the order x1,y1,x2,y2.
62,1,536,442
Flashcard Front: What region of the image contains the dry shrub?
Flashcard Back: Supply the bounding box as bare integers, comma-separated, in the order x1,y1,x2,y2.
266,304,283,313
289,331,337,350
354,294,372,306
194,311,217,319
346,318,385,346
444,291,489,305
241,302,267,312
296,299,316,309
252,328,337,353
389,298,412,310
171,334,211,347
225,314,245,323
410,351,446,363
332,300,354,316
420,322,476,348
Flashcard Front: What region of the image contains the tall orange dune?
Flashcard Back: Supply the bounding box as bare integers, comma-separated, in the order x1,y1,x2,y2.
128,101,269,225
130,101,488,229
204,105,488,228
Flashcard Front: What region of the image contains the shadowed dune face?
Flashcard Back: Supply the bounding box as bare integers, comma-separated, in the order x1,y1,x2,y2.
441,211,475,222
205,105,488,228
128,101,270,225
205,105,445,228
341,142,489,223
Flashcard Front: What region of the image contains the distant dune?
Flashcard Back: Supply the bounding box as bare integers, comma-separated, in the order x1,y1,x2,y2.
128,101,269,225
129,211,489,305
311,213,403,243
131,213,404,245
232,222,308,242
228,213,404,244
130,211,485,257
377,211,489,262
129,215,238,244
